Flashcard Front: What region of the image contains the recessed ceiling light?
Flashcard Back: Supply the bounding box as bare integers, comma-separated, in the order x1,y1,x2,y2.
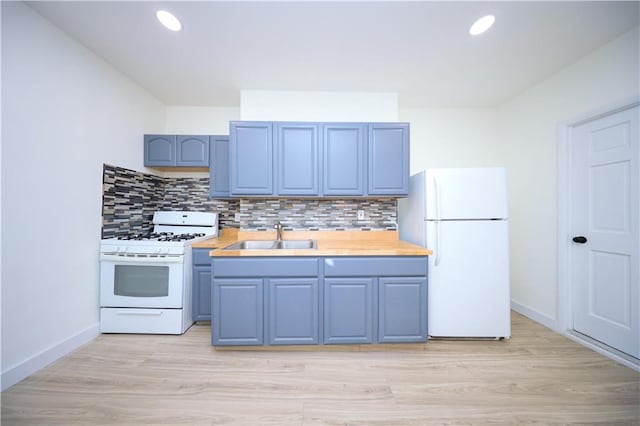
469,15,495,36
156,10,182,32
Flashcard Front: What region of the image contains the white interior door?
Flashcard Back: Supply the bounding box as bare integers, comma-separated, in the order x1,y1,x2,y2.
571,105,639,359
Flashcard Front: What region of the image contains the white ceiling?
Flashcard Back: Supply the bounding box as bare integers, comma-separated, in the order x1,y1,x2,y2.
27,1,639,108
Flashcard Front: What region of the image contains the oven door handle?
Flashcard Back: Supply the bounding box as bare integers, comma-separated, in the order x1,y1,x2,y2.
100,254,184,264
116,310,164,316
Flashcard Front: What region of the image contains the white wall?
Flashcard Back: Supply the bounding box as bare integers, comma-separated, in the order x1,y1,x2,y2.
241,90,398,122
0,1,4,385
164,103,501,180
399,108,501,173
1,2,165,389
165,106,240,134
497,26,640,323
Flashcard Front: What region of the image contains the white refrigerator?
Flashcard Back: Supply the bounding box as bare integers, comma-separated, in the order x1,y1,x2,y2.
398,168,511,338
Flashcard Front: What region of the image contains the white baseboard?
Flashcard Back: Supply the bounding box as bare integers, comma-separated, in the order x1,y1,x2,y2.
511,300,559,331
1,324,99,391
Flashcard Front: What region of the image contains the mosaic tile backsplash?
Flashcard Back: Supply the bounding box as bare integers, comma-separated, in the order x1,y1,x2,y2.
102,164,397,238
102,164,239,238
102,165,165,238
240,199,397,231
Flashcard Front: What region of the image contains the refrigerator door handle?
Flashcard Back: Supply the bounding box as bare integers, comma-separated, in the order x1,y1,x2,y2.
434,221,441,267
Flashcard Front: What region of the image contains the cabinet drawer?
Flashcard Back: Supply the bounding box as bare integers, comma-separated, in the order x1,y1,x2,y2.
323,257,427,277
212,258,318,277
100,308,183,334
192,248,212,265
193,249,211,265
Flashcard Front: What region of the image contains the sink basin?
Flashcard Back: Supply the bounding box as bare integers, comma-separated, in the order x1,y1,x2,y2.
223,240,317,250
224,240,278,250
277,240,317,249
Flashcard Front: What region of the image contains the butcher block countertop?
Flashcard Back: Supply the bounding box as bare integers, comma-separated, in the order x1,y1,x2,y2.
191,229,432,257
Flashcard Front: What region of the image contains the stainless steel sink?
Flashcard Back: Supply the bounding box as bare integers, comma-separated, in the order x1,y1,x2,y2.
223,240,317,250
277,240,317,249
223,240,278,250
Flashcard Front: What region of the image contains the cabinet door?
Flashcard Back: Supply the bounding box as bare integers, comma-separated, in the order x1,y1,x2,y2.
177,135,209,167
192,266,211,321
322,124,366,196
276,123,320,196
267,278,319,345
144,135,176,166
212,279,263,345
324,278,374,344
368,124,409,196
378,277,427,343
230,122,274,195
209,136,230,198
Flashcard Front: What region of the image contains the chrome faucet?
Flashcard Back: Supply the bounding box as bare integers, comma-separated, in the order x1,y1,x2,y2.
274,221,284,241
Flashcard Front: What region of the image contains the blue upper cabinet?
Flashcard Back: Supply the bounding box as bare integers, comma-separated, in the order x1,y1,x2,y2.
144,134,209,167
176,135,209,167
368,123,410,196
322,123,367,196
209,136,230,198
144,135,176,166
230,122,274,195
227,121,409,198
276,123,320,196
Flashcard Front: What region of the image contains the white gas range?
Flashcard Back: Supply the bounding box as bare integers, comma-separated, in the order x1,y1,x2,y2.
99,211,218,334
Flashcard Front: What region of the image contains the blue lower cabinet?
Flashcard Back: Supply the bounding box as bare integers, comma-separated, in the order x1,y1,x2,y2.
267,278,319,345
193,266,212,322
378,277,428,343
212,279,264,345
324,278,374,344
210,256,428,346
192,249,212,322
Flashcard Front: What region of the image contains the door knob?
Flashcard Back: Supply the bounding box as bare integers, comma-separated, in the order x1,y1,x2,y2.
572,236,588,244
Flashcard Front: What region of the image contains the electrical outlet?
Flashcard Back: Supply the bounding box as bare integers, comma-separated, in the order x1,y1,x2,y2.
234,213,241,222
357,210,365,220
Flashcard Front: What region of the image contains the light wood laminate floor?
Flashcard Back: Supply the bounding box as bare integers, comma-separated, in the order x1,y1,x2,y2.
2,312,639,425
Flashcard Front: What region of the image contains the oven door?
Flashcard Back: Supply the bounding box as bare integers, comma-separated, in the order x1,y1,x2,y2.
100,253,184,308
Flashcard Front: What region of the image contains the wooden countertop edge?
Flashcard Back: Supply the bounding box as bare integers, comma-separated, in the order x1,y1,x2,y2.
192,228,432,256
209,249,432,257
